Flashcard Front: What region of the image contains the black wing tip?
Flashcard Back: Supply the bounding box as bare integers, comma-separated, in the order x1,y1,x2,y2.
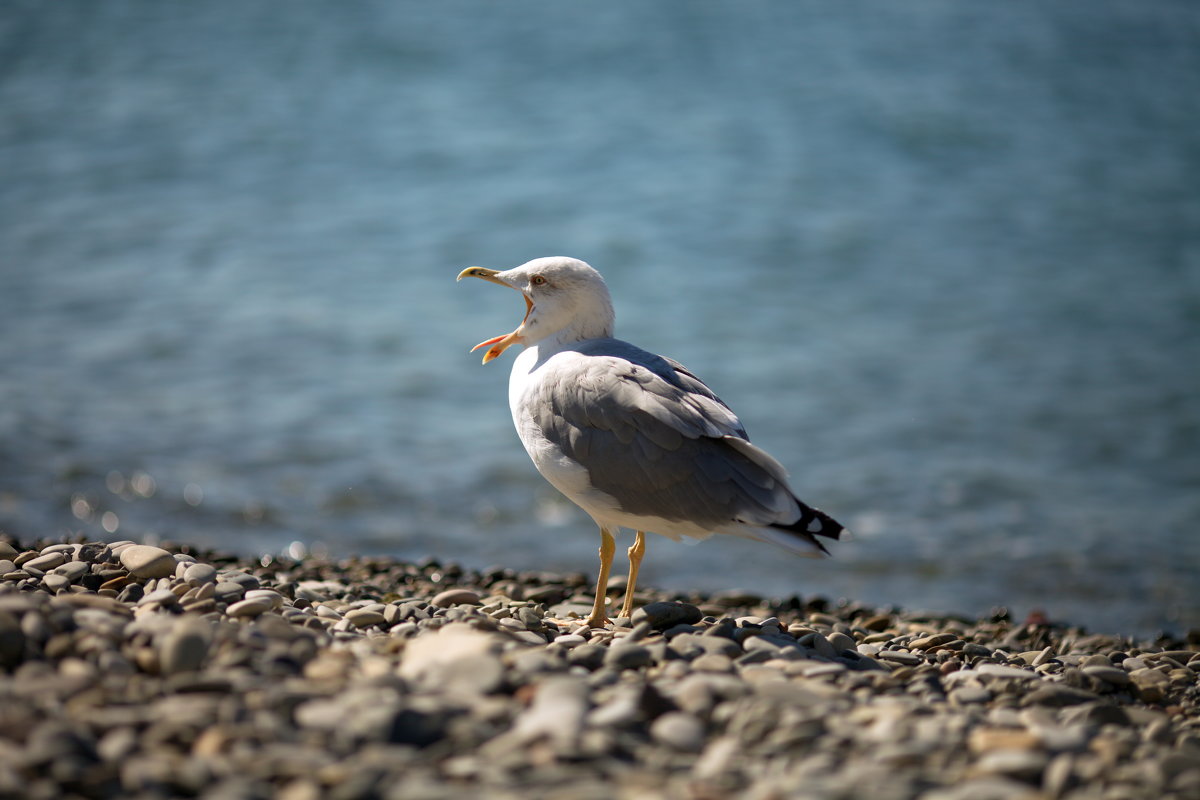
771,504,845,555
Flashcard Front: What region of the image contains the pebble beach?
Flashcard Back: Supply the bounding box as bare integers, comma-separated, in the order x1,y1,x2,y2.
1,537,1197,800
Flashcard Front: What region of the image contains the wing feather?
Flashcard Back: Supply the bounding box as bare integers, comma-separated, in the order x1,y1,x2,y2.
524,339,796,529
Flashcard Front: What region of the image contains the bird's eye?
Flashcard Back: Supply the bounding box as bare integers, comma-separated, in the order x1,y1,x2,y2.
531,275,547,286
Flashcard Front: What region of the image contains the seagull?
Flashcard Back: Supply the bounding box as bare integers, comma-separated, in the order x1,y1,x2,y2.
457,257,846,627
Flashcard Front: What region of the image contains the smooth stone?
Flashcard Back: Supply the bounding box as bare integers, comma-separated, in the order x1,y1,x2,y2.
345,609,387,628
950,686,993,705
826,631,857,654
213,582,246,603
226,597,273,618
159,619,212,675
692,653,734,673
567,644,607,671
973,749,1049,781
52,561,90,583
878,650,922,666
431,589,482,608
631,601,703,630
218,571,261,591
136,588,179,607
551,634,587,648
119,545,176,579
244,589,285,609
41,574,70,593
183,563,217,586
975,663,1038,680
604,644,653,670
24,552,67,572
650,712,706,752
1021,684,1100,707
0,542,16,559
669,633,741,659
1082,665,1131,686
910,633,957,650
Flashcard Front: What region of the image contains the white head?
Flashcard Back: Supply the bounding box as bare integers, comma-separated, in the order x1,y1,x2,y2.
457,257,615,363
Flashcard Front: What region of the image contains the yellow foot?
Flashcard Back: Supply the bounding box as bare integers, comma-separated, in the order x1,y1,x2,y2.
584,613,611,628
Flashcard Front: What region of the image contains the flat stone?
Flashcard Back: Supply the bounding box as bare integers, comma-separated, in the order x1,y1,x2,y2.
567,644,607,671
631,601,703,630
52,561,90,583
430,589,481,608
41,574,70,593
345,609,387,628
968,727,1041,753
24,552,68,572
1021,684,1100,707
137,588,179,607
0,542,16,559
910,633,957,650
159,619,212,675
119,545,176,579
826,631,857,654
976,663,1038,680
213,582,246,603
183,563,217,586
693,653,735,673
226,597,273,618
604,643,653,670
650,711,705,752
1082,665,1130,686
878,650,922,666
950,686,993,705
669,633,741,659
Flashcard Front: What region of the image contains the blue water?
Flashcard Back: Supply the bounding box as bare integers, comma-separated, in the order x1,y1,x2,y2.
2,2,1198,636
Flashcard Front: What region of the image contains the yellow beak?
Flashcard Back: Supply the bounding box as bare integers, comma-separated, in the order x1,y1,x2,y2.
456,267,534,364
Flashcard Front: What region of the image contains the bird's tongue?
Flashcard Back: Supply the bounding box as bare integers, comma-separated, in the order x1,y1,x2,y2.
471,294,533,364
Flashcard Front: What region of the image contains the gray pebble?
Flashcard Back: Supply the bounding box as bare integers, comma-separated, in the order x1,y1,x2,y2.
183,563,217,586
1082,664,1131,686
631,601,703,630
24,552,68,572
345,608,387,628
226,597,273,618
41,573,70,593
213,581,246,603
650,711,706,752
431,589,481,607
159,619,211,675
603,643,653,670
119,545,177,579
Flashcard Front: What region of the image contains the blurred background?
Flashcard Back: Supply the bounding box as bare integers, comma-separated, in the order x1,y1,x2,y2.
2,2,1197,637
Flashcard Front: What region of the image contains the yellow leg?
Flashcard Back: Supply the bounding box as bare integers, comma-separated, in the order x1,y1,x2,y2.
618,531,646,620
586,527,617,627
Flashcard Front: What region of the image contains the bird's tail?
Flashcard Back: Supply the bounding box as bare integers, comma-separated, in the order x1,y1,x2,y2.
761,503,847,558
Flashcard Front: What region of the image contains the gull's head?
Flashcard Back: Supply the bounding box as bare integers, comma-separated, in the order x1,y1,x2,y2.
456,256,615,364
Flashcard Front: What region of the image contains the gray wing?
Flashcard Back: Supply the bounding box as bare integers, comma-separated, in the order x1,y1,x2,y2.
527,339,797,529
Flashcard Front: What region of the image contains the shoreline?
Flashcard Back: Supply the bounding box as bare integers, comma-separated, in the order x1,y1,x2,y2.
1,537,1197,799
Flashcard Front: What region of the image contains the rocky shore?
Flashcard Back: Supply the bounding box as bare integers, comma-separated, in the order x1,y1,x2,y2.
0,537,1197,800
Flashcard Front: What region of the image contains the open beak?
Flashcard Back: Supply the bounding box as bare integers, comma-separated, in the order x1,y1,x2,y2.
456,267,534,364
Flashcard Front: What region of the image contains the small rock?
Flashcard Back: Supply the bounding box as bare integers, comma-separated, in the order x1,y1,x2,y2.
119,545,176,579
159,619,212,675
226,597,273,618
345,609,387,628
1082,665,1130,686
41,574,70,593
183,563,217,586
431,589,482,608
650,712,705,752
604,643,653,670
24,552,68,572
631,601,703,630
